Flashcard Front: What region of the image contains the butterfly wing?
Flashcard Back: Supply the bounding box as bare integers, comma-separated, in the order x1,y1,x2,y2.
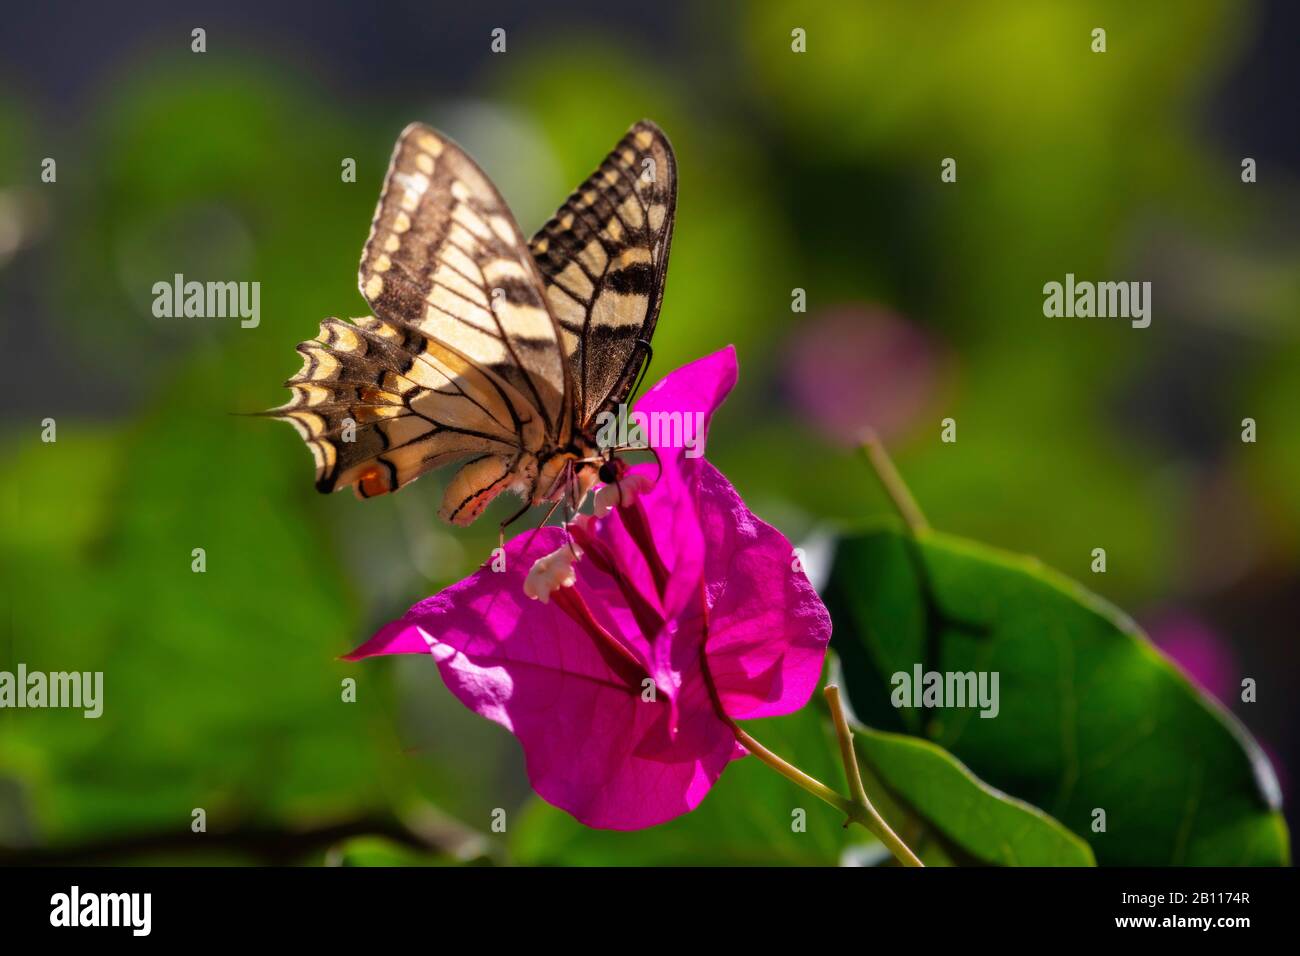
272,123,572,524
270,315,545,522
360,122,571,442
528,120,676,430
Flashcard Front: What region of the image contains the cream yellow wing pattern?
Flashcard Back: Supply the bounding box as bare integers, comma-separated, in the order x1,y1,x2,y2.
271,123,572,525
528,120,676,430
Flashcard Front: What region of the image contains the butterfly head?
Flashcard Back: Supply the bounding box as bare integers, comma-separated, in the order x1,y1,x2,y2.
597,456,626,485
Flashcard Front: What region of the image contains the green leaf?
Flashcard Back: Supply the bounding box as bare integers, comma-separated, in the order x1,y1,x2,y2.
826,523,1288,866
510,704,861,865
851,720,1094,866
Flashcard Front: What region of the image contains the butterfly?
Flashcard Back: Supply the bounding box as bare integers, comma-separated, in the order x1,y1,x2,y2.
269,119,676,532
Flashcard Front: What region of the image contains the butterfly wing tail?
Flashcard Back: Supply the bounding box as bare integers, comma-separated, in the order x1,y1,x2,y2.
266,317,523,498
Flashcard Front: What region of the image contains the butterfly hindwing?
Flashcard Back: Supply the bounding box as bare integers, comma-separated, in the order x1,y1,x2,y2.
269,316,539,510
529,120,676,429
359,123,571,443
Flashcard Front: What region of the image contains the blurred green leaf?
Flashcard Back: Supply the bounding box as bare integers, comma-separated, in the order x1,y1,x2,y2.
825,522,1289,865
0,360,402,844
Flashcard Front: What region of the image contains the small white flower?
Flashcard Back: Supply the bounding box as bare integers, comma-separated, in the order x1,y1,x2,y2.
593,473,655,519
524,544,582,603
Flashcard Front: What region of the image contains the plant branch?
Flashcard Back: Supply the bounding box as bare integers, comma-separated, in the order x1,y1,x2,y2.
823,684,923,866
729,705,924,867
825,684,870,806
730,720,853,812
859,430,929,533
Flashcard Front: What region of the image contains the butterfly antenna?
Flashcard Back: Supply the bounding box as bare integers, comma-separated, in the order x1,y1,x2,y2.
627,339,655,404
561,460,584,558
648,445,665,484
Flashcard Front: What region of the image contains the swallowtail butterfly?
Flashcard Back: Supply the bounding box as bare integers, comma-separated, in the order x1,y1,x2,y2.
269,120,676,528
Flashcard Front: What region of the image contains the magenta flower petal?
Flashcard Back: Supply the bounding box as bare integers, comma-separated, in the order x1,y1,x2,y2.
345,620,430,660
691,460,830,719
632,345,738,468
347,526,736,829
627,345,737,617
347,348,830,830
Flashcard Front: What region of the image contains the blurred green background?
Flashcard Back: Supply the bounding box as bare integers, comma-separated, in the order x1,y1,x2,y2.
1,0,1296,865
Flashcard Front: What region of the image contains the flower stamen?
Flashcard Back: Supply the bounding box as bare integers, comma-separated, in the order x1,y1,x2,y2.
523,544,582,604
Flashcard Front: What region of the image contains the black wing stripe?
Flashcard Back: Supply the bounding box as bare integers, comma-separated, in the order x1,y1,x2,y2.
527,120,676,430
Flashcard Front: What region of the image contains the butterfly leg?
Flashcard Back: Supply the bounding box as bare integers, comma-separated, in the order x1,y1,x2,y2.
499,499,532,553
518,495,565,556
560,460,584,559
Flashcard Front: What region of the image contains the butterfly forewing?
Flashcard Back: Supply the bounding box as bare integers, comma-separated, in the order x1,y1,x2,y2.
359,123,570,442
528,120,676,429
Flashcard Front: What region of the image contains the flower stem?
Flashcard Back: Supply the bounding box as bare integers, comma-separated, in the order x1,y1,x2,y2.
729,721,850,811
858,430,929,533
823,685,923,867
824,684,870,806
728,701,924,868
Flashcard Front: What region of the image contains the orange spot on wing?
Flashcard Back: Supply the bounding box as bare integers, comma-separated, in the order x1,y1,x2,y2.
356,466,391,498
